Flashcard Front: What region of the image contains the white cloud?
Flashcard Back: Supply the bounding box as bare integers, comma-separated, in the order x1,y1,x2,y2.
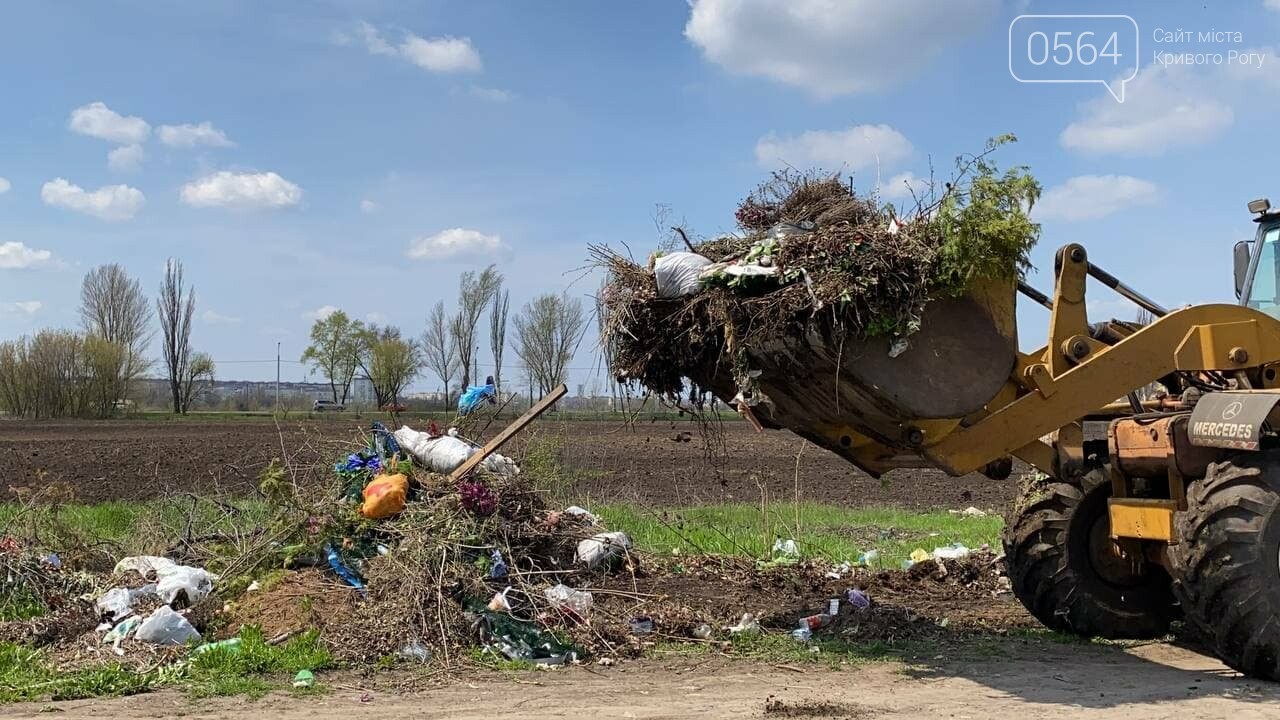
469,85,513,102
1061,47,1280,155
879,171,931,201
407,228,508,261
40,178,144,221
202,309,241,325
685,0,998,97
68,102,150,145
0,177,9,194
304,305,339,321
157,122,235,148
180,171,302,209
0,242,53,269
1034,175,1160,222
1268,0,1280,10
755,124,913,171
360,199,379,214
1,301,41,315
354,21,482,74
107,144,145,172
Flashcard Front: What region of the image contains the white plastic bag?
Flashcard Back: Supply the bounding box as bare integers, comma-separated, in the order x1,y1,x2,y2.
394,426,519,476
931,543,971,561
95,584,158,621
135,606,201,646
544,584,593,615
575,531,632,569
654,252,712,298
156,565,217,605
114,556,177,579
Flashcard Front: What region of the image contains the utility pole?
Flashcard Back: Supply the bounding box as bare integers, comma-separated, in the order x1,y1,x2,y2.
275,341,281,412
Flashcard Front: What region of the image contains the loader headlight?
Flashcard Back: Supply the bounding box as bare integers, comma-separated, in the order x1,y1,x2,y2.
1249,198,1271,215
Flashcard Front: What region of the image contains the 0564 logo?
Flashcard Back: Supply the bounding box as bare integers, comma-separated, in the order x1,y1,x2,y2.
1008,15,1139,103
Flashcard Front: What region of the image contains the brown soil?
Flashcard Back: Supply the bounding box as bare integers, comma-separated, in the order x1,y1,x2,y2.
9,643,1280,719
0,418,1023,510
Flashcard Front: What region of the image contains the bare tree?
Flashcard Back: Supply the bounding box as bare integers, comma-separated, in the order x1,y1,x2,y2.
421,301,460,408
513,293,589,398
355,324,422,408
489,288,509,391
301,309,360,404
157,259,197,414
450,266,502,389
181,352,216,411
80,264,152,409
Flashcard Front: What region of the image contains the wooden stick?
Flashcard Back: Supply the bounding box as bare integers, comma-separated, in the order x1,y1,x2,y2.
449,383,568,481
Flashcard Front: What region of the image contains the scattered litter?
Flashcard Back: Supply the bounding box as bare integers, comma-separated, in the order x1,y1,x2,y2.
949,506,988,518
360,472,409,519
931,544,972,561
692,624,713,640
628,617,655,636
544,584,593,616
95,584,156,621
908,548,931,564
791,627,812,642
487,587,513,613
726,613,761,634
799,613,832,631
192,638,242,656
135,606,201,646
772,538,799,558
855,549,880,567
246,580,261,592
324,544,365,594
397,641,431,663
102,616,141,652
824,561,852,579
846,589,871,610
563,506,599,525
292,670,315,688
826,598,840,615
576,531,632,569
394,426,519,476
488,549,508,579
155,564,217,606
654,251,713,298
458,377,497,415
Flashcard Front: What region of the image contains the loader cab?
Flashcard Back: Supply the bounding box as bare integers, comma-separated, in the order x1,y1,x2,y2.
1235,197,1280,317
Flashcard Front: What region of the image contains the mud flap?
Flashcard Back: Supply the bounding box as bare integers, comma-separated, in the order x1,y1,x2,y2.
1188,391,1280,450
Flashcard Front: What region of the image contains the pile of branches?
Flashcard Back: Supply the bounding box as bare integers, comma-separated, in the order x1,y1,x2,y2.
594,136,1041,397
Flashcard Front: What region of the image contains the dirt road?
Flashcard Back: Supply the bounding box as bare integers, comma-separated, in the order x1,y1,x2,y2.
0,418,1020,509
9,642,1277,719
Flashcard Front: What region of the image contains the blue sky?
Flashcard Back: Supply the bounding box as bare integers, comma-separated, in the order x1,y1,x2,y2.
2,0,1278,393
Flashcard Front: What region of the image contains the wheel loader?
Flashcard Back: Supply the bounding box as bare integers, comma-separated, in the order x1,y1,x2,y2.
688,198,1280,680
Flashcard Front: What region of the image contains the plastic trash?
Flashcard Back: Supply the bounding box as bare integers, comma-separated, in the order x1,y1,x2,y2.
42,553,61,569
827,598,840,615
772,538,799,558
726,613,761,634
102,616,141,647
489,549,508,579
544,584,593,616
576,531,632,569
629,617,655,635
360,472,409,519
156,565,217,606
791,627,812,642
114,555,177,579
135,606,201,646
192,638,242,656
855,549,880,567
563,506,600,525
931,543,972,561
824,560,853,579
458,377,498,415
654,252,713,298
846,589,871,610
325,544,366,594
292,669,315,688
393,426,519,476
799,613,832,631
692,624,713,640
488,587,513,613
397,641,431,663
908,548,931,564
949,506,988,518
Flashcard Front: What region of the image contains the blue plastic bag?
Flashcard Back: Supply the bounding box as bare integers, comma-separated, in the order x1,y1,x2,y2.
458,376,497,415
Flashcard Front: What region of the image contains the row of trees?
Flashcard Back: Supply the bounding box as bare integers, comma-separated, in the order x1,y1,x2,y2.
0,261,215,418
302,266,588,408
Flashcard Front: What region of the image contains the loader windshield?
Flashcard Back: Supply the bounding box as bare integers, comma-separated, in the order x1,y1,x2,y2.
1248,227,1280,318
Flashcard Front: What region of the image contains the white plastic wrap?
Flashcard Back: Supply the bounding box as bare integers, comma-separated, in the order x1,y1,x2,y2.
544,584,593,615
654,252,712,298
575,531,632,569
393,426,520,476
135,606,201,646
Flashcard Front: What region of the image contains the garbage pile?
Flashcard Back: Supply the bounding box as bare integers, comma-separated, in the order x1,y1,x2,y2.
594,156,1040,398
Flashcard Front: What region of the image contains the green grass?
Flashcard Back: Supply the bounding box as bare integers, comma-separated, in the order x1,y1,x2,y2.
597,503,1002,568
185,626,332,699
0,643,163,703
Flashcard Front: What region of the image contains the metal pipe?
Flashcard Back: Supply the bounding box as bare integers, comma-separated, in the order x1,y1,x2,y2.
1086,262,1169,317
1017,280,1053,310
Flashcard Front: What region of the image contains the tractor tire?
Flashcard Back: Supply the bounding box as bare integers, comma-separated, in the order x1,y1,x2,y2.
1004,470,1177,639
1171,453,1280,680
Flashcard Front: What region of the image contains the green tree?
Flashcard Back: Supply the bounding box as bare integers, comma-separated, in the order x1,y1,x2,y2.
355,324,422,408
300,310,360,404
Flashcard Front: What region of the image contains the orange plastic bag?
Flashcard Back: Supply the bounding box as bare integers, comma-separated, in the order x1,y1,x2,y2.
360,473,408,519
